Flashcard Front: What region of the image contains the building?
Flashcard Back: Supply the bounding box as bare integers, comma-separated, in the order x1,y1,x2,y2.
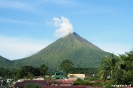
67,74,85,80
54,71,65,79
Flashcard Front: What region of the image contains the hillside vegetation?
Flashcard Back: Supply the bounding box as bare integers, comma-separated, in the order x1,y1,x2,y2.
0,56,12,68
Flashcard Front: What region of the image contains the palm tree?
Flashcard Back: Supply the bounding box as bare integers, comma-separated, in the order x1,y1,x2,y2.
98,54,119,81
45,76,55,86
113,51,133,85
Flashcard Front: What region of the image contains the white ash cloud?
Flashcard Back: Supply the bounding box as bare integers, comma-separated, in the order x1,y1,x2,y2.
53,16,73,37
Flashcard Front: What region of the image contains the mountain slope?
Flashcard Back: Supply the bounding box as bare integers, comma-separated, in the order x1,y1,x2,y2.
12,32,110,69
0,55,11,68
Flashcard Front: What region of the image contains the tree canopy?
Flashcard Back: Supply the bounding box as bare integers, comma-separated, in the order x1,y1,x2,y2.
14,64,49,80
98,54,119,81
59,59,74,74
112,51,133,85
39,64,48,76
98,50,133,87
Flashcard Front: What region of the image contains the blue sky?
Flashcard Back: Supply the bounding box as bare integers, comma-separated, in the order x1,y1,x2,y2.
0,0,133,60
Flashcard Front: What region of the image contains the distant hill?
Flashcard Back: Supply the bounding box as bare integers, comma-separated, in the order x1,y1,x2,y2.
0,55,12,68
10,32,111,70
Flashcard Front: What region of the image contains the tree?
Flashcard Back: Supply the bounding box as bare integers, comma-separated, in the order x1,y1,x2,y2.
112,50,133,85
0,67,13,78
15,66,40,80
39,64,48,76
97,50,133,87
59,59,74,74
98,54,119,81
45,76,55,85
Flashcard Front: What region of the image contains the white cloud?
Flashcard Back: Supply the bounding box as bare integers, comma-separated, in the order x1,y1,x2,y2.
0,18,36,25
0,0,76,14
49,0,76,6
0,0,33,10
38,0,76,6
0,35,51,60
95,42,132,55
53,16,73,37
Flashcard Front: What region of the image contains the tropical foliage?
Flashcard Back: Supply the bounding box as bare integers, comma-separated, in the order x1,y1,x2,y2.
98,50,133,87
0,67,16,78
39,64,48,76
73,78,102,86
45,76,55,85
112,51,133,85
98,54,119,81
73,78,91,85
59,59,74,74
71,68,98,75
15,65,48,80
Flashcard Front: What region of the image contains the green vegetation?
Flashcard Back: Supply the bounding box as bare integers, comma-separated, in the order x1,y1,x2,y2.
0,64,97,81
0,67,16,78
98,50,133,87
98,54,119,81
0,50,133,87
59,59,74,74
0,56,12,69
73,78,90,85
39,64,48,76
45,76,55,85
15,66,40,80
71,68,98,75
73,78,102,86
14,65,48,80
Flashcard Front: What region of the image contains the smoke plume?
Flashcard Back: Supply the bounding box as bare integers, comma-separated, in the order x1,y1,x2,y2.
53,16,73,37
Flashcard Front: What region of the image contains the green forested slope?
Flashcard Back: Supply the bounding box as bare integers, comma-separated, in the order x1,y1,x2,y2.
11,32,111,69
0,56,12,68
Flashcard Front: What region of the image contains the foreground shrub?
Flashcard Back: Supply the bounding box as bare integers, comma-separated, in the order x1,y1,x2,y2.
73,78,102,86
92,82,102,86
74,80,91,85
73,78,92,85
84,76,98,81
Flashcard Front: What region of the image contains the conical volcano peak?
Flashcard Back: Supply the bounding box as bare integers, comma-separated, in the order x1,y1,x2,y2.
73,32,79,36
1,32,110,70
65,32,80,38
66,32,90,44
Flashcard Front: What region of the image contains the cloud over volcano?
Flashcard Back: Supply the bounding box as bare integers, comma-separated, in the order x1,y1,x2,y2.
53,16,73,37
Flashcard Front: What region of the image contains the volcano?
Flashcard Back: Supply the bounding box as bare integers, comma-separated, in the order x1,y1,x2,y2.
10,32,110,69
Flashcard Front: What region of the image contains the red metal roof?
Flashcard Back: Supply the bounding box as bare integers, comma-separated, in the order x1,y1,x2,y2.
14,80,47,88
